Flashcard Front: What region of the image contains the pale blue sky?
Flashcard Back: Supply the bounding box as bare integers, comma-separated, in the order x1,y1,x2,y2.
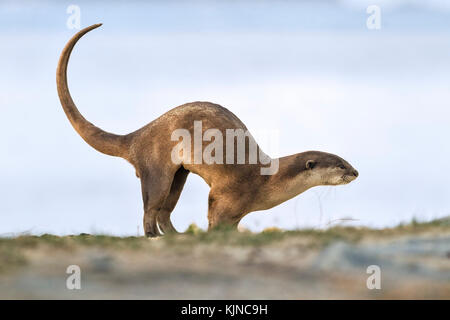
1,1,450,235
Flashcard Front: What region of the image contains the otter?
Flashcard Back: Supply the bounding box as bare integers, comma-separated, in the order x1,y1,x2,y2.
57,24,359,237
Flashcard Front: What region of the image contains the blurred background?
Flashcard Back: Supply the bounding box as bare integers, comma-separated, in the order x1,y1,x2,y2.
1,0,449,235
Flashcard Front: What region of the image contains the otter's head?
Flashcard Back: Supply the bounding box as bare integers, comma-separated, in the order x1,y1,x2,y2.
301,151,359,186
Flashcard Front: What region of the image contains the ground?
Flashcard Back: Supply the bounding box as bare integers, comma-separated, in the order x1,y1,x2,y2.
0,218,449,299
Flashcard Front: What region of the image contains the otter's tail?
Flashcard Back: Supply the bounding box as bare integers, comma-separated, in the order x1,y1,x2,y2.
57,23,130,159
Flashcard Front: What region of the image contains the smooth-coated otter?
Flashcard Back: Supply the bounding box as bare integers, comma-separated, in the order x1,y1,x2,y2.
57,24,359,237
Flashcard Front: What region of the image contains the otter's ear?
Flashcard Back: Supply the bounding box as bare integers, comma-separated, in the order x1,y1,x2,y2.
306,160,316,170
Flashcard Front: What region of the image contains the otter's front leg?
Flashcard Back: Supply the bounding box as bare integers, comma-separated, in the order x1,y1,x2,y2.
207,190,246,230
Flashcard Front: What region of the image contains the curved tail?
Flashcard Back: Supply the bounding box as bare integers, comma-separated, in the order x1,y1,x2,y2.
57,23,129,159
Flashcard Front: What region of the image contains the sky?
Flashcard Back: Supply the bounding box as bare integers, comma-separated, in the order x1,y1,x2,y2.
1,0,450,236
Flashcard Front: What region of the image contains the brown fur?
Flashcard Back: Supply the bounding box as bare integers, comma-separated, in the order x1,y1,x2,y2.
57,24,359,237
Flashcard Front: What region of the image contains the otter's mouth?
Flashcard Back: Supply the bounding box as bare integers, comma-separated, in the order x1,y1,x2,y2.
342,174,357,184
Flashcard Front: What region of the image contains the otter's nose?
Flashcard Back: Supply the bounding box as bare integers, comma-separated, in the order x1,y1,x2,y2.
352,170,359,177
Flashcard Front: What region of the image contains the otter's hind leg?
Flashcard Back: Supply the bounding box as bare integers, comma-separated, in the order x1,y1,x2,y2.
157,167,189,234
140,167,177,237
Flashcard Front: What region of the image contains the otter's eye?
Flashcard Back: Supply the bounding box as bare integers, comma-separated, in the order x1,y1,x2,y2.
338,164,346,170
306,160,316,170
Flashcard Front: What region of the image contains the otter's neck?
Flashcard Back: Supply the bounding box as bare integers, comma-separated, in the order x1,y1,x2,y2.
256,154,319,211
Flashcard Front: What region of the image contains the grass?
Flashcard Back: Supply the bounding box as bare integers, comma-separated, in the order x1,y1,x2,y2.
0,216,448,273
168,215,450,246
